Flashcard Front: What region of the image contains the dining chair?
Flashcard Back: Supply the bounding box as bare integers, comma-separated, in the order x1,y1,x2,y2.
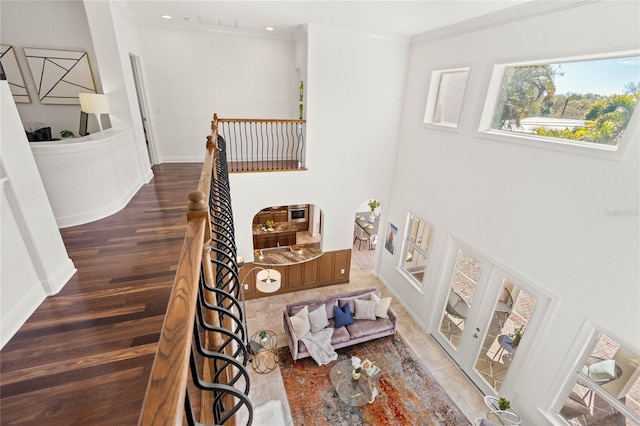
494,286,513,329
353,224,370,250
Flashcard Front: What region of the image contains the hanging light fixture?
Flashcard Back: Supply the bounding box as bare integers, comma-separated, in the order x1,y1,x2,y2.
255,268,282,293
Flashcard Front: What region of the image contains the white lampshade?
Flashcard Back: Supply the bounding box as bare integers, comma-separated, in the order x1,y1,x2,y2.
256,269,281,293
78,93,110,114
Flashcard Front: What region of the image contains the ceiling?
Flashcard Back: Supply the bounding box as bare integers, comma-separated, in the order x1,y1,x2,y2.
119,0,535,38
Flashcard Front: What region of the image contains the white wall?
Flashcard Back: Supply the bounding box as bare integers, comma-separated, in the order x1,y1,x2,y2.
0,0,105,137
228,26,409,259
0,83,76,348
134,25,299,162
380,1,639,423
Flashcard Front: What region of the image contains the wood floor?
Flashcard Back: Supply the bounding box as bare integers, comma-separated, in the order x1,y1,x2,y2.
0,163,203,425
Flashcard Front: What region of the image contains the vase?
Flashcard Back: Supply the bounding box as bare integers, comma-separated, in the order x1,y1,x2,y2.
352,370,361,380
368,212,375,223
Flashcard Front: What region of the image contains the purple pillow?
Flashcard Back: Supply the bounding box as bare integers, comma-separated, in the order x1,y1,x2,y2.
334,304,354,327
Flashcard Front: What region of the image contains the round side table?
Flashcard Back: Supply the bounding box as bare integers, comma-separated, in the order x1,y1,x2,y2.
483,395,522,425
250,330,278,374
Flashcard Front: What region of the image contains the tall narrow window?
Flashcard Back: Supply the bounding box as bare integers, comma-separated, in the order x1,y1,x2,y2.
400,214,435,288
558,333,640,425
424,68,469,128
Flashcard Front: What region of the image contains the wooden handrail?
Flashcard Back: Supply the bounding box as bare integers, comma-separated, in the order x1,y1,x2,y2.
139,191,208,426
216,117,306,124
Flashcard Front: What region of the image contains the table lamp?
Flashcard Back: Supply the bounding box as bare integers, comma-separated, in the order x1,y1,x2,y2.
79,93,110,132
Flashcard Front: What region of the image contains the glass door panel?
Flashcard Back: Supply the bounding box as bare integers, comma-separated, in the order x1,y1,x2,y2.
473,279,538,393
439,249,484,349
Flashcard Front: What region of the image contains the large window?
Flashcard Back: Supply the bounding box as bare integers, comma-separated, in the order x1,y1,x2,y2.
479,52,640,156
400,214,435,287
558,333,640,425
424,68,469,128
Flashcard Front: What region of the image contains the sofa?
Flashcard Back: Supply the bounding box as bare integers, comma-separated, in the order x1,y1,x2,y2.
283,287,397,361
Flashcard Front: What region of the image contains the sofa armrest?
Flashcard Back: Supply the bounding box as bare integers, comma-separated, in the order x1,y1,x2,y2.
282,311,298,361
387,307,398,331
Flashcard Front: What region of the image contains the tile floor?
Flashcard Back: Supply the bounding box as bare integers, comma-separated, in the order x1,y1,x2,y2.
239,255,488,425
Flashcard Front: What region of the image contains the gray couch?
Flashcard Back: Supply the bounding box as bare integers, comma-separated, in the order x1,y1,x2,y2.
282,287,397,361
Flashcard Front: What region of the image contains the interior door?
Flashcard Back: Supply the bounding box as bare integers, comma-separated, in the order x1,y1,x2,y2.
129,54,157,165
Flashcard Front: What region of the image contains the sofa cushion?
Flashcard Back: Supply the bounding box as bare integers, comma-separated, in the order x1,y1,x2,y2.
324,298,338,319
308,304,330,333
338,292,374,316
329,321,351,345
370,293,392,318
334,304,354,327
346,317,395,340
354,299,377,320
290,306,310,339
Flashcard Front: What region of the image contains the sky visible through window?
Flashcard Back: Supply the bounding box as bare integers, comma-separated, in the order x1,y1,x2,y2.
554,56,640,95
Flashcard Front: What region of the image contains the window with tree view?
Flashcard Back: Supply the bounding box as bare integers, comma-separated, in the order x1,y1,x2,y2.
487,54,640,148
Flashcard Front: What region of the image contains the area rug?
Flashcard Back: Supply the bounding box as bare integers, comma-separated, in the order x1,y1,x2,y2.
278,333,470,425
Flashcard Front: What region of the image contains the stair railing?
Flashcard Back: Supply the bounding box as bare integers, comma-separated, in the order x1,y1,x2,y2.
214,113,307,172
140,122,252,425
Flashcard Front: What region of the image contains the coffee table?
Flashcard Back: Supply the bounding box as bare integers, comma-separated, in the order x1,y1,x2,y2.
329,353,399,406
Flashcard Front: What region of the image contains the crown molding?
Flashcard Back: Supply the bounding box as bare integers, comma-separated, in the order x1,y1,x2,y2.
412,0,599,45
306,23,409,45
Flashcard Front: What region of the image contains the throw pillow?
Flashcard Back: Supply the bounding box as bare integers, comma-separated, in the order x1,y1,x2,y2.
290,305,310,339
333,304,354,327
354,299,377,320
589,359,617,381
308,304,330,333
370,293,392,318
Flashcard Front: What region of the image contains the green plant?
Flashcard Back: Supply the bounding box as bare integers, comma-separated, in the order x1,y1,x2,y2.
60,130,75,138
498,397,511,411
368,199,380,212
509,326,524,347
259,331,267,340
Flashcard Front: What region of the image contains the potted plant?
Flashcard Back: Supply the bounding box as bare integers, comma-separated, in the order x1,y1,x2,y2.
498,397,511,411
509,326,524,348
351,356,362,380
60,130,75,139
259,330,268,343
367,199,380,222
265,219,275,230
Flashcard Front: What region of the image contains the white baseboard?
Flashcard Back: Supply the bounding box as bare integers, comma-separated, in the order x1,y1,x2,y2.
56,179,143,229
41,258,77,295
0,285,47,349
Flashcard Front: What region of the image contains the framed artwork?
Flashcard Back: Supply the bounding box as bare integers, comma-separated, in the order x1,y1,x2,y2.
23,47,96,104
0,45,30,103
385,222,398,255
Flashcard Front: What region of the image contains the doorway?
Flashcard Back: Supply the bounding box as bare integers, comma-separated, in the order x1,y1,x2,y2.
433,237,550,395
129,54,157,165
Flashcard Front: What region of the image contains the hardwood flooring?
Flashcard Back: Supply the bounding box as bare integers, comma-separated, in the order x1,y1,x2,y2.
0,163,203,425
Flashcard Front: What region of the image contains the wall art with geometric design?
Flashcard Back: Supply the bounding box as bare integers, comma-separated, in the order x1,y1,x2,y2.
24,47,96,105
0,45,31,103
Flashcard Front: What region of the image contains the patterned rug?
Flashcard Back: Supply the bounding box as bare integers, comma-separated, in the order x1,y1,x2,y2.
279,333,470,425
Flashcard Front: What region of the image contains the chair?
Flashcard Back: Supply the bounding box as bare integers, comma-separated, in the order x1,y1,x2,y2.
494,286,513,329
353,224,371,250
560,391,592,422
445,288,469,337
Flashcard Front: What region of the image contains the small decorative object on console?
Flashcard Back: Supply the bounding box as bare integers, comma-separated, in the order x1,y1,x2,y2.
351,356,362,380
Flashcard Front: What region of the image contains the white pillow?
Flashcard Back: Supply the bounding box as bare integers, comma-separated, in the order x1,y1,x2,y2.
589,359,617,381
370,293,392,318
354,298,377,320
308,303,330,333
290,306,310,339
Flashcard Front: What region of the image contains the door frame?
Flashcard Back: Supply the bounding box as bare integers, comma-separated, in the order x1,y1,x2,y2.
129,53,158,165
430,233,553,396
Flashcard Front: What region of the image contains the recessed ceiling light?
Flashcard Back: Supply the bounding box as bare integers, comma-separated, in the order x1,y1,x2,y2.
161,15,172,20
265,27,275,31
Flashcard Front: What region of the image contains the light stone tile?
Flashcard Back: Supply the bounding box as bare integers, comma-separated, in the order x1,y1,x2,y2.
240,257,487,424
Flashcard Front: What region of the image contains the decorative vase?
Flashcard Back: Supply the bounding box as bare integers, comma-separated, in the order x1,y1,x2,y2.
368,212,375,223
352,370,361,380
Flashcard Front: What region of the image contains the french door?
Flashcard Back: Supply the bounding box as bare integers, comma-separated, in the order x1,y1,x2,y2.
432,238,546,395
